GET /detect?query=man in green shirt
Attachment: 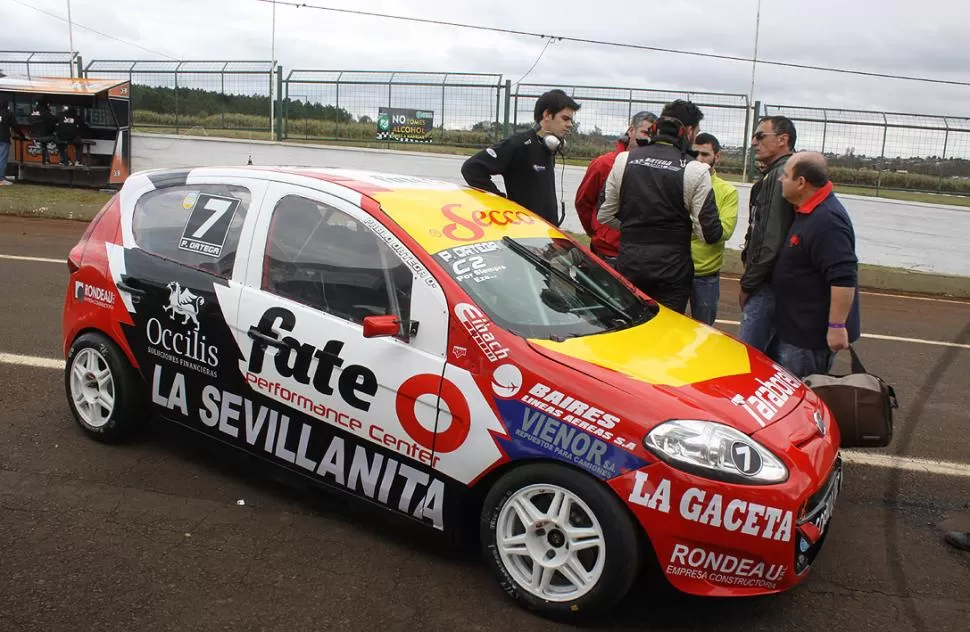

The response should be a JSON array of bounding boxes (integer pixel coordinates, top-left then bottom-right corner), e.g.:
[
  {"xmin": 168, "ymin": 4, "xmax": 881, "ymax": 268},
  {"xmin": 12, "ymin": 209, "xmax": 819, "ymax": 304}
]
[{"xmin": 688, "ymin": 133, "xmax": 739, "ymax": 325}]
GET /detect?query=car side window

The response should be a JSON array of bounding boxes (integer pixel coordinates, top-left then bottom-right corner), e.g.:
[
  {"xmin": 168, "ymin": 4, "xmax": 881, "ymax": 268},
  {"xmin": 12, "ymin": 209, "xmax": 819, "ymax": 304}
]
[
  {"xmin": 132, "ymin": 184, "xmax": 250, "ymax": 278},
  {"xmin": 263, "ymin": 194, "xmax": 414, "ymax": 327}
]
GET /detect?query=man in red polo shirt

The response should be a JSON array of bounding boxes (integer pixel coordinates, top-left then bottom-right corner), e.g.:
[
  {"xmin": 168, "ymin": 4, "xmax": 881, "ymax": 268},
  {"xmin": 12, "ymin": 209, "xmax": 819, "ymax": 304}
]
[
  {"xmin": 574, "ymin": 110, "xmax": 656, "ymax": 267},
  {"xmin": 772, "ymin": 151, "xmax": 861, "ymax": 377}
]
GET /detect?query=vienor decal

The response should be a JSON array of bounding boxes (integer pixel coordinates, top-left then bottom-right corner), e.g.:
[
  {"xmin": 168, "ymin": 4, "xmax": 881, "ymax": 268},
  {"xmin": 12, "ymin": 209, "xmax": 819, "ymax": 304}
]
[
  {"xmin": 628, "ymin": 472, "xmax": 794, "ymax": 542},
  {"xmin": 247, "ymin": 307, "xmax": 378, "ymax": 412},
  {"xmin": 495, "ymin": 399, "xmax": 648, "ymax": 480},
  {"xmin": 151, "ymin": 364, "xmax": 446, "ymax": 530},
  {"xmin": 730, "ymin": 365, "xmax": 803, "ymax": 427}
]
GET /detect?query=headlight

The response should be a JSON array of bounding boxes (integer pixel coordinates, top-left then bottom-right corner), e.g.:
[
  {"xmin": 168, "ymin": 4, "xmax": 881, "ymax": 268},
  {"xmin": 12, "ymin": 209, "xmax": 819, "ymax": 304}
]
[{"xmin": 644, "ymin": 419, "xmax": 788, "ymax": 485}]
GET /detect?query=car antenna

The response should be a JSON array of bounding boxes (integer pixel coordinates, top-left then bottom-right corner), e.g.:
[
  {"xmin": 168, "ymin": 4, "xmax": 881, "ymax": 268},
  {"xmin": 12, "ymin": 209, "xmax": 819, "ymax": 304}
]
[{"xmin": 247, "ymin": 130, "xmax": 253, "ymax": 166}]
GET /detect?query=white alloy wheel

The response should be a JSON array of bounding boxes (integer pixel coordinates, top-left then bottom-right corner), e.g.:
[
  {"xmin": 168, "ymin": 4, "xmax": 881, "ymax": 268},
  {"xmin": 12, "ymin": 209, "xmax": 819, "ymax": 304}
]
[
  {"xmin": 496, "ymin": 484, "xmax": 607, "ymax": 602},
  {"xmin": 69, "ymin": 347, "xmax": 116, "ymax": 428}
]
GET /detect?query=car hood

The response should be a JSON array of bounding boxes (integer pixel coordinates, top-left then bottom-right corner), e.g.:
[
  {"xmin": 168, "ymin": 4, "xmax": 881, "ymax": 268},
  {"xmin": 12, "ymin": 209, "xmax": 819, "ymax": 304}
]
[{"xmin": 526, "ymin": 308, "xmax": 807, "ymax": 436}]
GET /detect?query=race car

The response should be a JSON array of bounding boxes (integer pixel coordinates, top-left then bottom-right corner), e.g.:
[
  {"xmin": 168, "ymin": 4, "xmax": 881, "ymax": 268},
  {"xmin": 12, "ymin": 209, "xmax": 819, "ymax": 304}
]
[{"xmin": 62, "ymin": 166, "xmax": 842, "ymax": 619}]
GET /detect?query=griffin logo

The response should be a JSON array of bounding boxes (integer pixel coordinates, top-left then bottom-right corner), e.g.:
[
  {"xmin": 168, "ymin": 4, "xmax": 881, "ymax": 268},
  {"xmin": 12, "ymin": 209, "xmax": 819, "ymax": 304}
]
[{"xmin": 163, "ymin": 282, "xmax": 204, "ymax": 331}]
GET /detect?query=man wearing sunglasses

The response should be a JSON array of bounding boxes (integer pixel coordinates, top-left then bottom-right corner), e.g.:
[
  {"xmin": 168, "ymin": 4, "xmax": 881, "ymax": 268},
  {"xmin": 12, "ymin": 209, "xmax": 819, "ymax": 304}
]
[{"xmin": 738, "ymin": 116, "xmax": 798, "ymax": 355}]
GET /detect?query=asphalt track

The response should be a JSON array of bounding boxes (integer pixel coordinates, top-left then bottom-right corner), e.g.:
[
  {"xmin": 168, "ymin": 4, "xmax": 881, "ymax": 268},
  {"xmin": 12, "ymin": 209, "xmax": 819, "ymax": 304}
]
[
  {"xmin": 130, "ymin": 134, "xmax": 970, "ymax": 277},
  {"xmin": 1, "ymin": 216, "xmax": 969, "ymax": 632}
]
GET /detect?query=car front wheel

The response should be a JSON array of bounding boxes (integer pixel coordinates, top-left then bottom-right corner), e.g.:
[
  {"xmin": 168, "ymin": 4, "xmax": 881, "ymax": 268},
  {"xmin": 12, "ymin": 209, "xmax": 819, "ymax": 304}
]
[{"xmin": 480, "ymin": 463, "xmax": 642, "ymax": 618}]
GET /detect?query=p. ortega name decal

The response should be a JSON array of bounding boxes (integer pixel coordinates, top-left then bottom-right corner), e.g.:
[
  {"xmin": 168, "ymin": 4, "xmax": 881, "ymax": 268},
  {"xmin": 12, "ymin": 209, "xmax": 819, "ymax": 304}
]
[{"xmin": 628, "ymin": 472, "xmax": 794, "ymax": 542}]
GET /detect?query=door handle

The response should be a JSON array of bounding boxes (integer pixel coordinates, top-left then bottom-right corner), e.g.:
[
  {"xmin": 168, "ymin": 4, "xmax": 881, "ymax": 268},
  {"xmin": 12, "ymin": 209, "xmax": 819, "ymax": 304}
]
[
  {"xmin": 117, "ymin": 276, "xmax": 146, "ymax": 301},
  {"xmin": 247, "ymin": 326, "xmax": 290, "ymax": 350}
]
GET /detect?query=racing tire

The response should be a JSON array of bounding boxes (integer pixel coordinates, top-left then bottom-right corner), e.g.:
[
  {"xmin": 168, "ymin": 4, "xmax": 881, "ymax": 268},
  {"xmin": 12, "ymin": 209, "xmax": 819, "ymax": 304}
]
[
  {"xmin": 480, "ymin": 463, "xmax": 641, "ymax": 619},
  {"xmin": 65, "ymin": 332, "xmax": 145, "ymax": 443}
]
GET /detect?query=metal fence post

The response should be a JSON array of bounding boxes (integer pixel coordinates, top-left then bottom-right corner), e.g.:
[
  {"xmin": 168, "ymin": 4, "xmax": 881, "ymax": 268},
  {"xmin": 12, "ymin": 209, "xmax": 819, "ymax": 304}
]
[
  {"xmin": 746, "ymin": 100, "xmax": 761, "ymax": 182},
  {"xmin": 876, "ymin": 113, "xmax": 888, "ymax": 195},
  {"xmin": 938, "ymin": 117, "xmax": 951, "ymax": 192},
  {"xmin": 503, "ymin": 79, "xmax": 511, "ymax": 138},
  {"xmin": 740, "ymin": 95, "xmax": 751, "ymax": 182},
  {"xmin": 174, "ymin": 62, "xmax": 182, "ymax": 134},
  {"xmin": 276, "ymin": 66, "xmax": 284, "ymax": 141},
  {"xmin": 75, "ymin": 55, "xmax": 83, "ymax": 78}
]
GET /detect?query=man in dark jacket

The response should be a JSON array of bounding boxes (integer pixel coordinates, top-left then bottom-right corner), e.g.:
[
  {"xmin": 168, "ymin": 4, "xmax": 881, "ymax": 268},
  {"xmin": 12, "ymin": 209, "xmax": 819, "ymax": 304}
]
[
  {"xmin": 597, "ymin": 99, "xmax": 723, "ymax": 313},
  {"xmin": 574, "ymin": 110, "xmax": 657, "ymax": 266},
  {"xmin": 0, "ymin": 100, "xmax": 14, "ymax": 185},
  {"xmin": 773, "ymin": 152, "xmax": 861, "ymax": 377},
  {"xmin": 461, "ymin": 89, "xmax": 580, "ymax": 226},
  {"xmin": 29, "ymin": 99, "xmax": 55, "ymax": 165},
  {"xmin": 739, "ymin": 115, "xmax": 797, "ymax": 354}
]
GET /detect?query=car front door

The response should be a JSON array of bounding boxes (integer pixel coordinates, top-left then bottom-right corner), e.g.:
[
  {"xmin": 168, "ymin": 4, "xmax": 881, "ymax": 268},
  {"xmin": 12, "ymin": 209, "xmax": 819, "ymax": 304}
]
[{"xmin": 227, "ymin": 181, "xmax": 465, "ymax": 528}]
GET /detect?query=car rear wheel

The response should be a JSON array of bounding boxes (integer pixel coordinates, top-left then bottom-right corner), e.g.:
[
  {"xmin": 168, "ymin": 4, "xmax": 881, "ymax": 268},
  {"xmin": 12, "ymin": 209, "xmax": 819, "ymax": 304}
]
[
  {"xmin": 480, "ymin": 463, "xmax": 641, "ymax": 619},
  {"xmin": 65, "ymin": 332, "xmax": 145, "ymax": 443}
]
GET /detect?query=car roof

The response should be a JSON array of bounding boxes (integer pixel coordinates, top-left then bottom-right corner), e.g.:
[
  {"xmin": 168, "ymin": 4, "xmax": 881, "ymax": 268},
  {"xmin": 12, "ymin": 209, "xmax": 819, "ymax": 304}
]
[{"xmin": 127, "ymin": 166, "xmax": 564, "ymax": 254}]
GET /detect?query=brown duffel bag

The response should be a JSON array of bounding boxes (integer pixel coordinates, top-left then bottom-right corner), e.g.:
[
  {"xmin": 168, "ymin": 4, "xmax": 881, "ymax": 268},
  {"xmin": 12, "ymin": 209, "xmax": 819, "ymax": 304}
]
[{"xmin": 802, "ymin": 346, "xmax": 899, "ymax": 448}]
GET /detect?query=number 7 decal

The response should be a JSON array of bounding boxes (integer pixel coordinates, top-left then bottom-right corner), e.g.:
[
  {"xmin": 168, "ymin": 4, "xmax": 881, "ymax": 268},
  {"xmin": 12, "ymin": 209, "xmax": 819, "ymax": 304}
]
[
  {"xmin": 192, "ymin": 198, "xmax": 234, "ymax": 239},
  {"xmin": 178, "ymin": 193, "xmax": 241, "ymax": 258}
]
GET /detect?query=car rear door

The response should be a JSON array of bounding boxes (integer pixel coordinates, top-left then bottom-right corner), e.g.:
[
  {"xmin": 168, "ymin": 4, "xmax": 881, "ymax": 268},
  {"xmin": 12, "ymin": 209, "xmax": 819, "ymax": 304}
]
[{"xmin": 119, "ymin": 175, "xmax": 268, "ymax": 426}]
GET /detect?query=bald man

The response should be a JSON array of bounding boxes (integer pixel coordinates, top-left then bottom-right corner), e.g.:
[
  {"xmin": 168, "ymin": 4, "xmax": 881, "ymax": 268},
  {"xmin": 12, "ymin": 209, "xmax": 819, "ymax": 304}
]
[{"xmin": 772, "ymin": 152, "xmax": 861, "ymax": 377}]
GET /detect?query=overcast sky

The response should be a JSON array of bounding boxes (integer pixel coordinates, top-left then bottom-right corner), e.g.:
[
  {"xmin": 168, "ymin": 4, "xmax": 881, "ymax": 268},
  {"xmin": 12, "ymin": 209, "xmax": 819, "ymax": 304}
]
[{"xmin": 5, "ymin": 0, "xmax": 970, "ymax": 155}]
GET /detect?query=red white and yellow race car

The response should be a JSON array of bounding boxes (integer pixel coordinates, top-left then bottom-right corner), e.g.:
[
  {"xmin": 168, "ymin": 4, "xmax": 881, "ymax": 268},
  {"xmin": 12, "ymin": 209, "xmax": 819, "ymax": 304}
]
[{"xmin": 62, "ymin": 167, "xmax": 842, "ymax": 619}]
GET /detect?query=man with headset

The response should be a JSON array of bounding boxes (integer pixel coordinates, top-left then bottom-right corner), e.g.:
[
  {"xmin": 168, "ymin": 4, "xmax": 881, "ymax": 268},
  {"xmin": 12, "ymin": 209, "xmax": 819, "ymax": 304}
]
[
  {"xmin": 597, "ymin": 99, "xmax": 723, "ymax": 313},
  {"xmin": 461, "ymin": 89, "xmax": 580, "ymax": 226}
]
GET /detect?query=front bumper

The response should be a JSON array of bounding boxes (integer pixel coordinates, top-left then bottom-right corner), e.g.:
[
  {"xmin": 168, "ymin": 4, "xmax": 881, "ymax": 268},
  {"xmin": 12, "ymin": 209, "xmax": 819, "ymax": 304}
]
[{"xmin": 611, "ymin": 408, "xmax": 842, "ymax": 597}]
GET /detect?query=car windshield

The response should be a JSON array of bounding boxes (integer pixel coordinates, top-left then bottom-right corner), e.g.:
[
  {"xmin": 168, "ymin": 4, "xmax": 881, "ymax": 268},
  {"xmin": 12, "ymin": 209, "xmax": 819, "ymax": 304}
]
[{"xmin": 434, "ymin": 237, "xmax": 657, "ymax": 340}]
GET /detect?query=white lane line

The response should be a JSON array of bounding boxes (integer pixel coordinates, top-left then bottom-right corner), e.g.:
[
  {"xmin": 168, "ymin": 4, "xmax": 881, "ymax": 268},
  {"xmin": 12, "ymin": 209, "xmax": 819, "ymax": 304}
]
[
  {"xmin": 714, "ymin": 320, "xmax": 970, "ymax": 350},
  {"xmin": 0, "ymin": 254, "xmax": 66, "ymax": 264},
  {"xmin": 842, "ymin": 451, "xmax": 970, "ymax": 478},
  {"xmin": 0, "ymin": 352, "xmax": 65, "ymax": 369},
  {"xmin": 3, "ymin": 350, "xmax": 970, "ymax": 478},
  {"xmin": 718, "ymin": 275, "xmax": 970, "ymax": 306}
]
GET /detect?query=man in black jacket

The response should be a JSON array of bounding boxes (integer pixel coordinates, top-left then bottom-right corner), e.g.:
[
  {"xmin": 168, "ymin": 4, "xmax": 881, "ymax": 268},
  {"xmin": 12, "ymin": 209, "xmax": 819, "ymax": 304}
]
[
  {"xmin": 596, "ymin": 99, "xmax": 723, "ymax": 313},
  {"xmin": 0, "ymin": 100, "xmax": 14, "ymax": 185},
  {"xmin": 739, "ymin": 115, "xmax": 797, "ymax": 354},
  {"xmin": 461, "ymin": 89, "xmax": 580, "ymax": 226}
]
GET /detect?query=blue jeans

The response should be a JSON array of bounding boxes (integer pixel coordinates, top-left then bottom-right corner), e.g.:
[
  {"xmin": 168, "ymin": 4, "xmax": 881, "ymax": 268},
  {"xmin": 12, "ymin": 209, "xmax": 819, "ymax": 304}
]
[
  {"xmin": 0, "ymin": 141, "xmax": 9, "ymax": 180},
  {"xmin": 739, "ymin": 286, "xmax": 777, "ymax": 355},
  {"xmin": 689, "ymin": 273, "xmax": 720, "ymax": 325},
  {"xmin": 776, "ymin": 342, "xmax": 835, "ymax": 378}
]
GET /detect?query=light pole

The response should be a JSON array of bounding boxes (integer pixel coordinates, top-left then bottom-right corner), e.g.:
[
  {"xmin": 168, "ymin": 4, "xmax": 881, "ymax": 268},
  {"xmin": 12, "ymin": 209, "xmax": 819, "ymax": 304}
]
[
  {"xmin": 743, "ymin": 0, "xmax": 761, "ymax": 182},
  {"xmin": 67, "ymin": 0, "xmax": 76, "ymax": 75},
  {"xmin": 270, "ymin": 0, "xmax": 277, "ymax": 141}
]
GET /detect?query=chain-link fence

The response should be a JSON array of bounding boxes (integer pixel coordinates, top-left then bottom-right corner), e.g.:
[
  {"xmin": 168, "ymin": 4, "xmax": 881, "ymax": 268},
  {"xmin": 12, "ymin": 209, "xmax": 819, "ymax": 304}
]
[
  {"xmin": 83, "ymin": 60, "xmax": 276, "ymax": 135},
  {"xmin": 281, "ymin": 70, "xmax": 506, "ymax": 147},
  {"xmin": 762, "ymin": 104, "xmax": 970, "ymax": 195},
  {"xmin": 0, "ymin": 51, "xmax": 79, "ymax": 79},
  {"xmin": 512, "ymin": 84, "xmax": 751, "ymax": 171}
]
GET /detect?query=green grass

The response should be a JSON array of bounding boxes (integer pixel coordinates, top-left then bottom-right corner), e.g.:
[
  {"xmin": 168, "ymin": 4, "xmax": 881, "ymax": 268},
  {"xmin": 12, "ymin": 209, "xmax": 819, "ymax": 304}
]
[{"xmin": 0, "ymin": 183, "xmax": 113, "ymax": 221}]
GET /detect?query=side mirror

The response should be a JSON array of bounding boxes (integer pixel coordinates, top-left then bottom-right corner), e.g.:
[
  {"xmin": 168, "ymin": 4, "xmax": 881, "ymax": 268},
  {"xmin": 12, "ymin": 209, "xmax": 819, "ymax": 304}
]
[{"xmin": 362, "ymin": 314, "xmax": 402, "ymax": 338}]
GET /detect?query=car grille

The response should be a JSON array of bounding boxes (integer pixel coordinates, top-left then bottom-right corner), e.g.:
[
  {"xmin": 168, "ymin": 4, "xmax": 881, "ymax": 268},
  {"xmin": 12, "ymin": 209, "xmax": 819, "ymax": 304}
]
[{"xmin": 794, "ymin": 455, "xmax": 843, "ymax": 573}]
